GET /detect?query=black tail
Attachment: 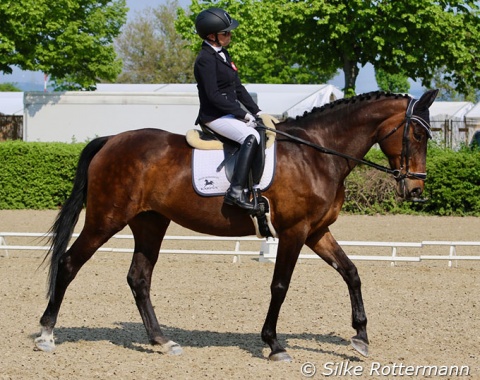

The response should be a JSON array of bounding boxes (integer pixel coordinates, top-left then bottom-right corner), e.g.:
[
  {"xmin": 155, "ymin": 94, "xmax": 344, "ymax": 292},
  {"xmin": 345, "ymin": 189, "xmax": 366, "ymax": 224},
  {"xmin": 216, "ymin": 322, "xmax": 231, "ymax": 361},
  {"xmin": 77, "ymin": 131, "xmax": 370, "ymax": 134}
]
[{"xmin": 42, "ymin": 136, "xmax": 110, "ymax": 300}]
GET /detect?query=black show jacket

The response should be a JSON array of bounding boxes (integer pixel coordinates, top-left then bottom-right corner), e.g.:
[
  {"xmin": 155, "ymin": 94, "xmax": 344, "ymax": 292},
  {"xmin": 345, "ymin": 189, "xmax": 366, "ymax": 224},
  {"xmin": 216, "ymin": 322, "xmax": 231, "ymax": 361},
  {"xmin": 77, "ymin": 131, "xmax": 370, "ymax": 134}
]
[{"xmin": 194, "ymin": 42, "xmax": 260, "ymax": 125}]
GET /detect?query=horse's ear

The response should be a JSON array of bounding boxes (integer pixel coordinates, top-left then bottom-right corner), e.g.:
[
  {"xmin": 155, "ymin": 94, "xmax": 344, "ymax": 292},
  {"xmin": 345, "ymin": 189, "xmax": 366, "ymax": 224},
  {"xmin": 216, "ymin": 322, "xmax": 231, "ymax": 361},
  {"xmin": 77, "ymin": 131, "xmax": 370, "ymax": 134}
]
[{"xmin": 416, "ymin": 89, "xmax": 439, "ymax": 110}]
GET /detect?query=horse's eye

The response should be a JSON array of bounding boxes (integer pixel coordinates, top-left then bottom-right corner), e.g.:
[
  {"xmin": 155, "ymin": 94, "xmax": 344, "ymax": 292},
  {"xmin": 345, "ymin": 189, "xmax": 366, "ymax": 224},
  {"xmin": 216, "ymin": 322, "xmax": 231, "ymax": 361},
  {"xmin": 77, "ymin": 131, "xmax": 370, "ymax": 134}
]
[{"xmin": 413, "ymin": 125, "xmax": 423, "ymax": 142}]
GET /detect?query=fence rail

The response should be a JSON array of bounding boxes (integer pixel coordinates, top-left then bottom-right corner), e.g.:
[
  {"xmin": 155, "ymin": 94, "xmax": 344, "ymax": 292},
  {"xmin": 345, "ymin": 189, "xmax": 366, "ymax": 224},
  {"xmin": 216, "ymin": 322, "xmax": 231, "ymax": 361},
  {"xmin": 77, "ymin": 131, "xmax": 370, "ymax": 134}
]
[{"xmin": 1, "ymin": 232, "xmax": 479, "ymax": 267}]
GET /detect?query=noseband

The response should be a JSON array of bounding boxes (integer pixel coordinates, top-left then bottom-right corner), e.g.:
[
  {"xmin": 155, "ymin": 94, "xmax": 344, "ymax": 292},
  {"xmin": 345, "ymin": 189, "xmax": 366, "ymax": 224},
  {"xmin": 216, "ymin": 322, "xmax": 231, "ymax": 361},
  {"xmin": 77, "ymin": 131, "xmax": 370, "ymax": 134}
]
[{"xmin": 378, "ymin": 98, "xmax": 432, "ymax": 181}]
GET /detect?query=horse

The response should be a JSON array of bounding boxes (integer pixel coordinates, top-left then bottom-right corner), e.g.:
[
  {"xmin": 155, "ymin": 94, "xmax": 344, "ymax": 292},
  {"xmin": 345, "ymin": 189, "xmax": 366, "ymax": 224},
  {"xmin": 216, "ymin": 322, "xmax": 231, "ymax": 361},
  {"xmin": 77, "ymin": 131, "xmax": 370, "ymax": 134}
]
[{"xmin": 35, "ymin": 90, "xmax": 438, "ymax": 361}]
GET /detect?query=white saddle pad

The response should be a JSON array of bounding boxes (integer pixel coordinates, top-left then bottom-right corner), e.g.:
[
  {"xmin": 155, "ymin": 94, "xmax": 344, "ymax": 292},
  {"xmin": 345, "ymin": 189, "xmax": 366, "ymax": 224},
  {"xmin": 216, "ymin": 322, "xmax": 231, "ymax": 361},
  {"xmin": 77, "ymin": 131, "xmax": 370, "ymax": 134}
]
[{"xmin": 192, "ymin": 144, "xmax": 276, "ymax": 196}]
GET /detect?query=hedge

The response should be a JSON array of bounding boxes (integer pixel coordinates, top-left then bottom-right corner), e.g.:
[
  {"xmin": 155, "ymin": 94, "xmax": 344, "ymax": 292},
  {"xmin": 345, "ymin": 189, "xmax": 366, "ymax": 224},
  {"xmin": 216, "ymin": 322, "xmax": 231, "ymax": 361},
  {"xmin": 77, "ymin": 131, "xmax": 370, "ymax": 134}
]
[
  {"xmin": 343, "ymin": 143, "xmax": 480, "ymax": 216},
  {"xmin": 0, "ymin": 141, "xmax": 85, "ymax": 209},
  {"xmin": 1, "ymin": 141, "xmax": 479, "ymax": 215}
]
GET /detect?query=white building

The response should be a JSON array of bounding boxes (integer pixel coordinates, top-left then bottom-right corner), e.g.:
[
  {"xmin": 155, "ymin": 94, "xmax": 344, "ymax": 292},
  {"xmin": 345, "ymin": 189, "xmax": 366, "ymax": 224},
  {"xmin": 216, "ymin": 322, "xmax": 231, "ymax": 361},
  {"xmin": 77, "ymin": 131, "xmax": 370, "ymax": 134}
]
[
  {"xmin": 428, "ymin": 101, "xmax": 474, "ymax": 149},
  {"xmin": 22, "ymin": 84, "xmax": 343, "ymax": 142}
]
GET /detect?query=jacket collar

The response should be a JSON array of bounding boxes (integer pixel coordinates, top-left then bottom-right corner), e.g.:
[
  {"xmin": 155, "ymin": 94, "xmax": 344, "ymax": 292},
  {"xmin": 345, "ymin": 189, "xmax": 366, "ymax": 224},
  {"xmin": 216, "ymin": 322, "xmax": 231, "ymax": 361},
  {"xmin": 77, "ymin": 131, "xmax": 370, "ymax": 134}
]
[{"xmin": 201, "ymin": 42, "xmax": 231, "ymax": 66}]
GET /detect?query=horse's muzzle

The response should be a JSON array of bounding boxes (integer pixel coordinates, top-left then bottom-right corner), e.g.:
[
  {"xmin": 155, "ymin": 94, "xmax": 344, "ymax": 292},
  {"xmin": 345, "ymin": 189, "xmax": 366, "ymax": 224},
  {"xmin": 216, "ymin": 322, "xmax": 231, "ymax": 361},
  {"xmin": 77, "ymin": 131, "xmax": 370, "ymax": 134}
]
[{"xmin": 396, "ymin": 178, "xmax": 426, "ymax": 202}]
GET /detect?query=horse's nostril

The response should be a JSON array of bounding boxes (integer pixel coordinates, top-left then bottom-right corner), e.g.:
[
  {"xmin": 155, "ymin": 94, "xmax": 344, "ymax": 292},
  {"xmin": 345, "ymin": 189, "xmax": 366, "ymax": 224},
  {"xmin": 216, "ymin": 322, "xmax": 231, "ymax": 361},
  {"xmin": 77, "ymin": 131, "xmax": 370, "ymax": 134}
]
[{"xmin": 411, "ymin": 187, "xmax": 422, "ymax": 197}]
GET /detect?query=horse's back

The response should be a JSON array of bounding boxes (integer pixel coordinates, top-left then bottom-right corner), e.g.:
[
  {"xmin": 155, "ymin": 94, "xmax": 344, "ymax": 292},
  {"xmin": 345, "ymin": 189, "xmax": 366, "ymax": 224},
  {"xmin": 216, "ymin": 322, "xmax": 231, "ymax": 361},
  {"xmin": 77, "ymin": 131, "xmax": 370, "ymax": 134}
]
[
  {"xmin": 93, "ymin": 128, "xmax": 189, "ymax": 163},
  {"xmin": 109, "ymin": 127, "xmax": 187, "ymax": 148}
]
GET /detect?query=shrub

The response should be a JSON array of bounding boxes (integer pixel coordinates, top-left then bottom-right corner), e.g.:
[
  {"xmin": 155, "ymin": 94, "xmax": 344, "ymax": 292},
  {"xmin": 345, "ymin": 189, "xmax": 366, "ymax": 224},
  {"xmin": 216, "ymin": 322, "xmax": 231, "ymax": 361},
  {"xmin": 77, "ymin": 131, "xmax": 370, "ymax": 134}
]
[
  {"xmin": 0, "ymin": 141, "xmax": 479, "ymax": 215},
  {"xmin": 343, "ymin": 144, "xmax": 480, "ymax": 216},
  {"xmin": 0, "ymin": 141, "xmax": 85, "ymax": 209},
  {"xmin": 418, "ymin": 146, "xmax": 480, "ymax": 215}
]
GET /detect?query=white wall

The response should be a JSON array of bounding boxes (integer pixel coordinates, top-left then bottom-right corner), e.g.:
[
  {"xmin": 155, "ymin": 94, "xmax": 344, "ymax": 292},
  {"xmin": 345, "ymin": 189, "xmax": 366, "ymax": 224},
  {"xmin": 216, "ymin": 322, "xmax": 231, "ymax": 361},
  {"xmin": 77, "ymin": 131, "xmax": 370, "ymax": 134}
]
[
  {"xmin": 23, "ymin": 84, "xmax": 344, "ymax": 143},
  {"xmin": 23, "ymin": 92, "xmax": 199, "ymax": 142}
]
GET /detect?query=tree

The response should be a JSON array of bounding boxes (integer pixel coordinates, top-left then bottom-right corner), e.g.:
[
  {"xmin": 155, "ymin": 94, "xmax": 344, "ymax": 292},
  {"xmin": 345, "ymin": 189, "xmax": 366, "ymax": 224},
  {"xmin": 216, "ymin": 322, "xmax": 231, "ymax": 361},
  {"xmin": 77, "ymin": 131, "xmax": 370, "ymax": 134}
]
[
  {"xmin": 279, "ymin": 0, "xmax": 480, "ymax": 97},
  {"xmin": 0, "ymin": 83, "xmax": 21, "ymax": 92},
  {"xmin": 115, "ymin": 0, "xmax": 195, "ymax": 83},
  {"xmin": 373, "ymin": 1, "xmax": 480, "ymax": 97},
  {"xmin": 175, "ymin": 0, "xmax": 337, "ymax": 84},
  {"xmin": 430, "ymin": 67, "xmax": 478, "ymax": 102},
  {"xmin": 375, "ymin": 69, "xmax": 410, "ymax": 94},
  {"xmin": 178, "ymin": 1, "xmax": 480, "ymax": 97},
  {"xmin": 0, "ymin": 0, "xmax": 127, "ymax": 90}
]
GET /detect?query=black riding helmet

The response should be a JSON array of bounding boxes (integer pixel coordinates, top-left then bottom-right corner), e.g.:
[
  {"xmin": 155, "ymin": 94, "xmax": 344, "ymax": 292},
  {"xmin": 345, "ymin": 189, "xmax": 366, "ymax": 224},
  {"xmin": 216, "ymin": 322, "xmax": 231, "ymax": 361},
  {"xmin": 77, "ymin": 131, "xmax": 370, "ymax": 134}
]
[{"xmin": 195, "ymin": 7, "xmax": 239, "ymax": 40}]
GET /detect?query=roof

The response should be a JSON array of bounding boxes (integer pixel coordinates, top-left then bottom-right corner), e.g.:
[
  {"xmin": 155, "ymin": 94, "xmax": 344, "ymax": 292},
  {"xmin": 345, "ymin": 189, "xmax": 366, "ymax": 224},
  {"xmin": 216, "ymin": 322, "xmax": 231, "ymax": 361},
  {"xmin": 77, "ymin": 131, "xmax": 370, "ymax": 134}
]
[
  {"xmin": 429, "ymin": 101, "xmax": 474, "ymax": 121},
  {"xmin": 465, "ymin": 101, "xmax": 480, "ymax": 122},
  {"xmin": 243, "ymin": 83, "xmax": 343, "ymax": 118},
  {"xmin": 95, "ymin": 83, "xmax": 344, "ymax": 118}
]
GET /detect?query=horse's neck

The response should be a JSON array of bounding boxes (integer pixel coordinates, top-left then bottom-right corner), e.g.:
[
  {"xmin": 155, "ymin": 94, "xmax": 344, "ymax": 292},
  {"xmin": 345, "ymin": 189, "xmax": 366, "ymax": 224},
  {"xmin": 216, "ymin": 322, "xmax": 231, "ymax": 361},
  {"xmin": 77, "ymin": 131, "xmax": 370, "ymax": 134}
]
[{"xmin": 303, "ymin": 110, "xmax": 379, "ymax": 160}]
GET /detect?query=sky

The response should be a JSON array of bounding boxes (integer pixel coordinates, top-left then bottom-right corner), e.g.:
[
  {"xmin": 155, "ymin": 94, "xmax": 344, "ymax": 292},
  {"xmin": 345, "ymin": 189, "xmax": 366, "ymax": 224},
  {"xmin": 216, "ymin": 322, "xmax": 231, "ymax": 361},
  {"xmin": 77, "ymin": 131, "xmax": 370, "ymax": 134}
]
[{"xmin": 0, "ymin": 0, "xmax": 425, "ymax": 97}]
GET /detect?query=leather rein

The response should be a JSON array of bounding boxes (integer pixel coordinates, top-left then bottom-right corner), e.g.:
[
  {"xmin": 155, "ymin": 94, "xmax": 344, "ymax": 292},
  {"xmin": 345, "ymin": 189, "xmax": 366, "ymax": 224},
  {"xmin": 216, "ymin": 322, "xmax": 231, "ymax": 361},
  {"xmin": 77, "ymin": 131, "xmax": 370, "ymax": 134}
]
[{"xmin": 257, "ymin": 98, "xmax": 432, "ymax": 181}]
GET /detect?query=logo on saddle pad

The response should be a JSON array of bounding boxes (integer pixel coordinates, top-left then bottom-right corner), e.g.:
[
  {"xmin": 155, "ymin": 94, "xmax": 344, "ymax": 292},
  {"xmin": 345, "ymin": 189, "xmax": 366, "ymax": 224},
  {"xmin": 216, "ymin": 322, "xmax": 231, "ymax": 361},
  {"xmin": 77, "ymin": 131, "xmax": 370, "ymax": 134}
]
[
  {"xmin": 192, "ymin": 145, "xmax": 276, "ymax": 196},
  {"xmin": 198, "ymin": 176, "xmax": 220, "ymax": 192}
]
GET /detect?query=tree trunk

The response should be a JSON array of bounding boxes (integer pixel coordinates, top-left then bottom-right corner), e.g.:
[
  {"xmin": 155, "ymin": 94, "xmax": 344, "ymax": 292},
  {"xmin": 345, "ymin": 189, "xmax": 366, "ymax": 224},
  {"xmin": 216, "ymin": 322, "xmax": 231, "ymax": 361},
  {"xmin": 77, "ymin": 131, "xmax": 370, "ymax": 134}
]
[{"xmin": 343, "ymin": 58, "xmax": 359, "ymax": 97}]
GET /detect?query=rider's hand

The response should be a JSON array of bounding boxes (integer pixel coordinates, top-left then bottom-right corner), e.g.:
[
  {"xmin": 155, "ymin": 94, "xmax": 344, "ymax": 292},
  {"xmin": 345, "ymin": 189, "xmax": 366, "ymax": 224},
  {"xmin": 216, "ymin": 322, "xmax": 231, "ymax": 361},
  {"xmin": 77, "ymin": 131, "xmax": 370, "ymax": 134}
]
[{"xmin": 244, "ymin": 113, "xmax": 257, "ymax": 128}]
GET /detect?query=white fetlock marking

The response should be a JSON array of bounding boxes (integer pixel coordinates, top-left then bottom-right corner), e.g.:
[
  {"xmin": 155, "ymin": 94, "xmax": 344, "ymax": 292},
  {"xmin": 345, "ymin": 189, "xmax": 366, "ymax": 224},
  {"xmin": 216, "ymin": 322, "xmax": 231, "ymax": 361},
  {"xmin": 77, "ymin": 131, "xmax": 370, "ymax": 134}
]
[
  {"xmin": 34, "ymin": 328, "xmax": 56, "ymax": 352},
  {"xmin": 162, "ymin": 340, "xmax": 183, "ymax": 355}
]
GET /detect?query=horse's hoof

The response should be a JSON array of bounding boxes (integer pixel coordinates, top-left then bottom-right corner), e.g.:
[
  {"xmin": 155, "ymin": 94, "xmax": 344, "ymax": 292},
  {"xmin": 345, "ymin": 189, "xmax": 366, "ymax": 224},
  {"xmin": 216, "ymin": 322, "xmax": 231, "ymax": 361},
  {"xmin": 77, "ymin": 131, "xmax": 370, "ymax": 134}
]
[
  {"xmin": 351, "ymin": 337, "xmax": 369, "ymax": 357},
  {"xmin": 269, "ymin": 351, "xmax": 293, "ymax": 362},
  {"xmin": 163, "ymin": 340, "xmax": 183, "ymax": 355},
  {"xmin": 34, "ymin": 337, "xmax": 56, "ymax": 352}
]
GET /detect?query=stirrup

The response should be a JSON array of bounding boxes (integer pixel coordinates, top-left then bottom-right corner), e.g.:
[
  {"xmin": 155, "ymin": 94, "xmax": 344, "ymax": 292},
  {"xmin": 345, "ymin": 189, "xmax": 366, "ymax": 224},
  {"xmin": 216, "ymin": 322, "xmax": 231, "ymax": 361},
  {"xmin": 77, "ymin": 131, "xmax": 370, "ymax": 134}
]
[{"xmin": 224, "ymin": 189, "xmax": 259, "ymax": 212}]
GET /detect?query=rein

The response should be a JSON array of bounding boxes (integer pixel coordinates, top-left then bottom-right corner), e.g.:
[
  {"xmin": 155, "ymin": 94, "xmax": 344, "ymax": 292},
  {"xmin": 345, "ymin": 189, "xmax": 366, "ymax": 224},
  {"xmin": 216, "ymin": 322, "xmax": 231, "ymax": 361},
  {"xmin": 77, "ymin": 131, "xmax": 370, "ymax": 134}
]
[{"xmin": 257, "ymin": 98, "xmax": 431, "ymax": 181}]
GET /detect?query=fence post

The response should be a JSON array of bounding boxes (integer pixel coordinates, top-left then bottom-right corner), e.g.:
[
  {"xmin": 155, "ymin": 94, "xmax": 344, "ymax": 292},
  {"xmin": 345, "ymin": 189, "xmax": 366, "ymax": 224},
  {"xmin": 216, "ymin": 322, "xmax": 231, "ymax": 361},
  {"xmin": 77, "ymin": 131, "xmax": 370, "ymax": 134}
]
[
  {"xmin": 390, "ymin": 246, "xmax": 397, "ymax": 267},
  {"xmin": 259, "ymin": 238, "xmax": 278, "ymax": 262},
  {"xmin": 448, "ymin": 244, "xmax": 457, "ymax": 268},
  {"xmin": 0, "ymin": 235, "xmax": 8, "ymax": 257},
  {"xmin": 233, "ymin": 241, "xmax": 240, "ymax": 263}
]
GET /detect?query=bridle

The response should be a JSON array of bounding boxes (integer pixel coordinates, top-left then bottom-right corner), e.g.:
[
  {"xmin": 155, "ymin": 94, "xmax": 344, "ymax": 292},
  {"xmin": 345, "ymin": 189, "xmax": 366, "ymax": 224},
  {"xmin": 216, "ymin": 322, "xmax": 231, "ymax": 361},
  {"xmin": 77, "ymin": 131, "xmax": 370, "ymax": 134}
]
[
  {"xmin": 377, "ymin": 98, "xmax": 432, "ymax": 181},
  {"xmin": 257, "ymin": 97, "xmax": 432, "ymax": 182}
]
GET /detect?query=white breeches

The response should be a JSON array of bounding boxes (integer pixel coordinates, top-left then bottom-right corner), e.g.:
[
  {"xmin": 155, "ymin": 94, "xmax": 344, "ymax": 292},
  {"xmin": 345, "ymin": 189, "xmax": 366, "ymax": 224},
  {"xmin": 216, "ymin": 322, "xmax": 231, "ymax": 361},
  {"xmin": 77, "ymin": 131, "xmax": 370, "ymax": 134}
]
[{"xmin": 206, "ymin": 115, "xmax": 260, "ymax": 144}]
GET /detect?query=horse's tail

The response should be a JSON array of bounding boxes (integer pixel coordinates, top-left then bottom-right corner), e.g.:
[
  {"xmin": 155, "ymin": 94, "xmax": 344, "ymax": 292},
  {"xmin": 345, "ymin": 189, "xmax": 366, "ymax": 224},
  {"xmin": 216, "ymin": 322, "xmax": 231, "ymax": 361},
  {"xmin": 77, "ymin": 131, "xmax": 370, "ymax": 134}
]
[{"xmin": 43, "ymin": 136, "xmax": 110, "ymax": 300}]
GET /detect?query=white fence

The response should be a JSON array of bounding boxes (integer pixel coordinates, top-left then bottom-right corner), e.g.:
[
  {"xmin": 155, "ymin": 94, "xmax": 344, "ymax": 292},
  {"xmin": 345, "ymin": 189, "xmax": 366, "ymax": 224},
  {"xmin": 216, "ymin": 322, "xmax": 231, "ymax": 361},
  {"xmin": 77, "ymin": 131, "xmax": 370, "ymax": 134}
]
[{"xmin": 1, "ymin": 232, "xmax": 480, "ymax": 267}]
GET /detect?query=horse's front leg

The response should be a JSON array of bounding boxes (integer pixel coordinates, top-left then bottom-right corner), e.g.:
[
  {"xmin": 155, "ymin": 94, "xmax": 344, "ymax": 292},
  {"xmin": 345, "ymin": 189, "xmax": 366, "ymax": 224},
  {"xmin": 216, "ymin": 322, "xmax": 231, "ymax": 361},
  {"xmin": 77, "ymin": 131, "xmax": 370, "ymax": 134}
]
[
  {"xmin": 306, "ymin": 231, "xmax": 369, "ymax": 356},
  {"xmin": 261, "ymin": 234, "xmax": 303, "ymax": 362}
]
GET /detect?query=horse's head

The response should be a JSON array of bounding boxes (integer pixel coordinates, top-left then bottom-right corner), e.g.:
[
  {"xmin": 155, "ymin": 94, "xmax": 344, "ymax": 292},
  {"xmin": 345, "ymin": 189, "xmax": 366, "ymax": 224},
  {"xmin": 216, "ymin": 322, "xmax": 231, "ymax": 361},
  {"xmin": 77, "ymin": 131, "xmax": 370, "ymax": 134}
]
[{"xmin": 377, "ymin": 90, "xmax": 438, "ymax": 201}]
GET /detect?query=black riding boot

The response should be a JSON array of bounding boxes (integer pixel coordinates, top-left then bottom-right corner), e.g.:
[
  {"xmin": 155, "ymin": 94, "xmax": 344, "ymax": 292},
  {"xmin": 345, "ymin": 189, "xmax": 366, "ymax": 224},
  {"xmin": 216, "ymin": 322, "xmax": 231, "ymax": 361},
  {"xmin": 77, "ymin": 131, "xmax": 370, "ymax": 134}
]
[{"xmin": 224, "ymin": 135, "xmax": 259, "ymax": 211}]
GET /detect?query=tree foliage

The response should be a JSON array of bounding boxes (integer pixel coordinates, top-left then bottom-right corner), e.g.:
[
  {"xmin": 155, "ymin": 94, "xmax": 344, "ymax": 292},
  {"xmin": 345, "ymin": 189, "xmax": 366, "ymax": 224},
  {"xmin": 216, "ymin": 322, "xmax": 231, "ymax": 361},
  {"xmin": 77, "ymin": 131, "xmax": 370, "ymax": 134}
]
[
  {"xmin": 0, "ymin": 83, "xmax": 21, "ymax": 92},
  {"xmin": 430, "ymin": 67, "xmax": 479, "ymax": 102},
  {"xmin": 115, "ymin": 0, "xmax": 195, "ymax": 83},
  {"xmin": 0, "ymin": 0, "xmax": 127, "ymax": 90},
  {"xmin": 175, "ymin": 0, "xmax": 337, "ymax": 84},
  {"xmin": 375, "ymin": 68, "xmax": 410, "ymax": 94},
  {"xmin": 372, "ymin": 1, "xmax": 480, "ymax": 97},
  {"xmin": 176, "ymin": 0, "xmax": 480, "ymax": 97}
]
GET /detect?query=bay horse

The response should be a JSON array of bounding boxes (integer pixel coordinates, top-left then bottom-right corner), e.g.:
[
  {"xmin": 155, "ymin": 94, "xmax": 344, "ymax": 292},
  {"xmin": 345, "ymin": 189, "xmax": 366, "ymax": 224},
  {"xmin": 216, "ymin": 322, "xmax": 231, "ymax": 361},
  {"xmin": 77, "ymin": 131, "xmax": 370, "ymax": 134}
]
[{"xmin": 35, "ymin": 90, "xmax": 438, "ymax": 361}]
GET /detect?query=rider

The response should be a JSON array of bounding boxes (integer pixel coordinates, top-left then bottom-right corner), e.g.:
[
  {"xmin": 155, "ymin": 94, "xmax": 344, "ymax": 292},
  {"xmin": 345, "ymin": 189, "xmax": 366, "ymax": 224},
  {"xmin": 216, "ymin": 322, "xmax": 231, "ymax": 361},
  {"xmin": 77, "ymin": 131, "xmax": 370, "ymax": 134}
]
[{"xmin": 194, "ymin": 7, "xmax": 276, "ymax": 212}]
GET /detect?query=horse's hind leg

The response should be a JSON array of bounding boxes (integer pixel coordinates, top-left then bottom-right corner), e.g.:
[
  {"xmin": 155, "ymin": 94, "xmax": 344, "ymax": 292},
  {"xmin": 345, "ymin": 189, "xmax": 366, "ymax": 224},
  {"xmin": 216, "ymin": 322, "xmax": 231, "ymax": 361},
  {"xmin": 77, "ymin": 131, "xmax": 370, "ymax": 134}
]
[
  {"xmin": 35, "ymin": 226, "xmax": 118, "ymax": 352},
  {"xmin": 127, "ymin": 212, "xmax": 182, "ymax": 355},
  {"xmin": 307, "ymin": 231, "xmax": 369, "ymax": 357}
]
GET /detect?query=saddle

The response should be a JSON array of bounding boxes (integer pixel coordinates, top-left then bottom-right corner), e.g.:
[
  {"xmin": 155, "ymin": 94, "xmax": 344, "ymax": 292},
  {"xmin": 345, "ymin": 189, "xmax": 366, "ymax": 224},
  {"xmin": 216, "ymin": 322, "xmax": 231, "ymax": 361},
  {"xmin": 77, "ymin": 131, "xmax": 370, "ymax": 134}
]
[{"xmin": 186, "ymin": 120, "xmax": 278, "ymax": 238}]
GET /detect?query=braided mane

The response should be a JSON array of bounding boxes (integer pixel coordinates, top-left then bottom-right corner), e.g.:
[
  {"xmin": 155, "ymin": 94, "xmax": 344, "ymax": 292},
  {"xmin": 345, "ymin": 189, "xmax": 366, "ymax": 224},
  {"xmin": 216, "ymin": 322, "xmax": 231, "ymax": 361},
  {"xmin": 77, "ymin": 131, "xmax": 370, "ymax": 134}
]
[{"xmin": 293, "ymin": 91, "xmax": 410, "ymax": 120}]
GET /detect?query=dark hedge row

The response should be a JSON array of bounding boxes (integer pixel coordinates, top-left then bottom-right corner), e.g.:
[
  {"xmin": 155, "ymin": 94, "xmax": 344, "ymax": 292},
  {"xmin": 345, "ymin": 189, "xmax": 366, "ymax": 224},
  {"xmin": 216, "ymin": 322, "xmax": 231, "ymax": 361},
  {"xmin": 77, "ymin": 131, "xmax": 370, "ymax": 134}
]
[{"xmin": 1, "ymin": 141, "xmax": 479, "ymax": 215}]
